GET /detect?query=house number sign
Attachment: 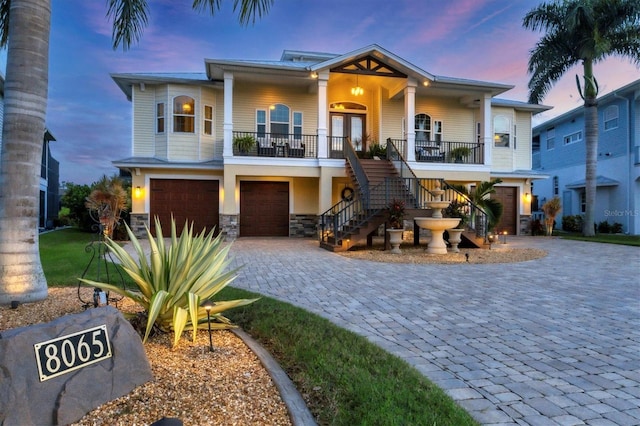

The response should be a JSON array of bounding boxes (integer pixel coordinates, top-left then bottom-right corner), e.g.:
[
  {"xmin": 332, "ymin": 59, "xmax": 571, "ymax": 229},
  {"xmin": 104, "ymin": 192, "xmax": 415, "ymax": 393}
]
[{"xmin": 34, "ymin": 325, "xmax": 112, "ymax": 382}]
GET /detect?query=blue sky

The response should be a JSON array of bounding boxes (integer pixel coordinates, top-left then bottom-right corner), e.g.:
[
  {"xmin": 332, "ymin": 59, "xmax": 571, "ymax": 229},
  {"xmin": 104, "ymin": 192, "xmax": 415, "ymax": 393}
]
[{"xmin": 33, "ymin": 0, "xmax": 639, "ymax": 184}]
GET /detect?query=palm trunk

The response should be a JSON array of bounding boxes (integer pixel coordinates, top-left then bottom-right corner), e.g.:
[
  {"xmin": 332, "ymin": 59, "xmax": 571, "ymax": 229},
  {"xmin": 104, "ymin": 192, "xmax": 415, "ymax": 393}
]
[
  {"xmin": 582, "ymin": 60, "xmax": 598, "ymax": 237},
  {"xmin": 0, "ymin": 0, "xmax": 51, "ymax": 303}
]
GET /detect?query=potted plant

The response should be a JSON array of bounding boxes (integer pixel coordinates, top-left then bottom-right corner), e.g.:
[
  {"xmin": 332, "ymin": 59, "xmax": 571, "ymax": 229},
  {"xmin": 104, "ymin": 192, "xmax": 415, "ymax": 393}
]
[
  {"xmin": 386, "ymin": 199, "xmax": 405, "ymax": 254},
  {"xmin": 443, "ymin": 199, "xmax": 468, "ymax": 253},
  {"xmin": 449, "ymin": 146, "xmax": 472, "ymax": 163},
  {"xmin": 233, "ymin": 135, "xmax": 256, "ymax": 155}
]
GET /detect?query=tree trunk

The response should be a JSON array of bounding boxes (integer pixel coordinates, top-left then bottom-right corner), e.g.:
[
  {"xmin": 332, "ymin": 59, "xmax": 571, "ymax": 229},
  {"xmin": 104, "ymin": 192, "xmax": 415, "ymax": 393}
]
[
  {"xmin": 583, "ymin": 102, "xmax": 598, "ymax": 236},
  {"xmin": 0, "ymin": 0, "xmax": 51, "ymax": 303}
]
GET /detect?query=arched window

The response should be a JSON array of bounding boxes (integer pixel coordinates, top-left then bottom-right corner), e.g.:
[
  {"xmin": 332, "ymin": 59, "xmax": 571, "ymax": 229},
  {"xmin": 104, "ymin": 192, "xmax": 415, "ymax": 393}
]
[
  {"xmin": 173, "ymin": 96, "xmax": 195, "ymax": 133},
  {"xmin": 270, "ymin": 103, "xmax": 290, "ymax": 137},
  {"xmin": 415, "ymin": 114, "xmax": 442, "ymax": 143}
]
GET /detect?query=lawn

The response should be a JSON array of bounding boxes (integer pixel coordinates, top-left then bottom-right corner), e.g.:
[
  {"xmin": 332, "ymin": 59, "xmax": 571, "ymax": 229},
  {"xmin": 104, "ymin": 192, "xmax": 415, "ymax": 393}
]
[
  {"xmin": 559, "ymin": 232, "xmax": 640, "ymax": 246},
  {"xmin": 40, "ymin": 228, "xmax": 478, "ymax": 425}
]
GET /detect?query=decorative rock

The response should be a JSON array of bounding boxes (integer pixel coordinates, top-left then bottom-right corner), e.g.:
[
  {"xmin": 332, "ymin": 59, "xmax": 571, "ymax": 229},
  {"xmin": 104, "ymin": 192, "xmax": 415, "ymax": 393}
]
[{"xmin": 0, "ymin": 305, "xmax": 153, "ymax": 425}]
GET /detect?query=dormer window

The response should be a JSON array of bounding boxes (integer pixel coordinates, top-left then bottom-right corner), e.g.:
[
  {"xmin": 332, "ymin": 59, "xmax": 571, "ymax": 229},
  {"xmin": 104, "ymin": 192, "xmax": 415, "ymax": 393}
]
[{"xmin": 173, "ymin": 96, "xmax": 195, "ymax": 133}]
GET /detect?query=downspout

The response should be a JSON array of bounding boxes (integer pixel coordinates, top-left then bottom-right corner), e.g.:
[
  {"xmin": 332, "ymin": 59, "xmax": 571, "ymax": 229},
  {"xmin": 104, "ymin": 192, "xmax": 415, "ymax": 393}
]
[{"xmin": 612, "ymin": 91, "xmax": 631, "ymax": 233}]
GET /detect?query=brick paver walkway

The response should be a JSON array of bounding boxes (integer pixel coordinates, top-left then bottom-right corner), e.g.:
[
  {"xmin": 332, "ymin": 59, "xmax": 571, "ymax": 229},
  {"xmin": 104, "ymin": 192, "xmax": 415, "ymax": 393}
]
[{"xmin": 228, "ymin": 237, "xmax": 640, "ymax": 426}]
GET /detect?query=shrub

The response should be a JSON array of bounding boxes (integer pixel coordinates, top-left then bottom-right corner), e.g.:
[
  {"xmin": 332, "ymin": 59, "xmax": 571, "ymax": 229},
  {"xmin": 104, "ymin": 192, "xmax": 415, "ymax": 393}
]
[
  {"xmin": 530, "ymin": 219, "xmax": 544, "ymax": 236},
  {"xmin": 611, "ymin": 222, "xmax": 623, "ymax": 234},
  {"xmin": 597, "ymin": 220, "xmax": 611, "ymax": 234},
  {"xmin": 80, "ymin": 218, "xmax": 258, "ymax": 347},
  {"xmin": 562, "ymin": 214, "xmax": 584, "ymax": 232}
]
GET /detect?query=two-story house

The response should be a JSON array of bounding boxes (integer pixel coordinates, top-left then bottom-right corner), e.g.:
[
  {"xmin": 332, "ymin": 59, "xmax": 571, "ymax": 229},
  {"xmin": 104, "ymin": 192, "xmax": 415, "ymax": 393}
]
[
  {"xmin": 111, "ymin": 44, "xmax": 549, "ymax": 248},
  {"xmin": 532, "ymin": 79, "xmax": 639, "ymax": 235}
]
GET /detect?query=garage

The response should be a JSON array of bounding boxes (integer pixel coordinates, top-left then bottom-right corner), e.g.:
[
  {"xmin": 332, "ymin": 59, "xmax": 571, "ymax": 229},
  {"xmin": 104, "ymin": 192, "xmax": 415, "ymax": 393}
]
[
  {"xmin": 240, "ymin": 181, "xmax": 289, "ymax": 237},
  {"xmin": 150, "ymin": 179, "xmax": 219, "ymax": 235},
  {"xmin": 492, "ymin": 186, "xmax": 517, "ymax": 235}
]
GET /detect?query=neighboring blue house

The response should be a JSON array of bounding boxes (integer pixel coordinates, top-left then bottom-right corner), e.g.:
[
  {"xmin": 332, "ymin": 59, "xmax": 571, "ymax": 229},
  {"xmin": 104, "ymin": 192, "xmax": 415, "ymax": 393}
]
[{"xmin": 532, "ymin": 79, "xmax": 639, "ymax": 235}]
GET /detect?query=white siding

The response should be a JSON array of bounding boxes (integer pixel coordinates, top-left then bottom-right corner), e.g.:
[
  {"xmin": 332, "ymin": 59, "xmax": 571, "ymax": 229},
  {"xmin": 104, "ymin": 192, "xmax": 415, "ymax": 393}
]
[
  {"xmin": 515, "ymin": 111, "xmax": 532, "ymax": 170},
  {"xmin": 132, "ymin": 86, "xmax": 155, "ymax": 157}
]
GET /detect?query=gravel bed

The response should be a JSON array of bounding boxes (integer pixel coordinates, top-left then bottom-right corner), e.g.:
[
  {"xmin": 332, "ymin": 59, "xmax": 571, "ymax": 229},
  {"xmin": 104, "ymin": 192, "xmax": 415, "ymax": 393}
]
[{"xmin": 0, "ymin": 287, "xmax": 292, "ymax": 426}]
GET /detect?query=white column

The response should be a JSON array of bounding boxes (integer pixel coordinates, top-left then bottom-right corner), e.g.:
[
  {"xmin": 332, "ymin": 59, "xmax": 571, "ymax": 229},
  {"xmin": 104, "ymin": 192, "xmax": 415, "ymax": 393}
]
[
  {"xmin": 480, "ymin": 93, "xmax": 492, "ymax": 166},
  {"xmin": 317, "ymin": 72, "xmax": 329, "ymax": 159},
  {"xmin": 405, "ymin": 79, "xmax": 417, "ymax": 162},
  {"xmin": 223, "ymin": 72, "xmax": 234, "ymax": 157}
]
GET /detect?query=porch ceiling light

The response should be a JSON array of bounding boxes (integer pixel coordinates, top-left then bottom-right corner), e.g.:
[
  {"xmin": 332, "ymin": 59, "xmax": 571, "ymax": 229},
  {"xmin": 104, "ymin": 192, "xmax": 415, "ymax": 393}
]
[{"xmin": 351, "ymin": 75, "xmax": 363, "ymax": 96}]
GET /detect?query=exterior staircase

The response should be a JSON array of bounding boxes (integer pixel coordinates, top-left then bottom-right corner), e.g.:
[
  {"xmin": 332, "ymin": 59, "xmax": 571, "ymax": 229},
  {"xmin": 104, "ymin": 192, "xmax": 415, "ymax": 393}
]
[{"xmin": 319, "ymin": 140, "xmax": 489, "ymax": 252}]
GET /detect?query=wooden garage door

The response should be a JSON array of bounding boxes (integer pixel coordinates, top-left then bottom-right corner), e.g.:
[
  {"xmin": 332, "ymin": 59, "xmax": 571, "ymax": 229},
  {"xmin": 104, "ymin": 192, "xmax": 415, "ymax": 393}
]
[
  {"xmin": 240, "ymin": 181, "xmax": 289, "ymax": 237},
  {"xmin": 493, "ymin": 186, "xmax": 517, "ymax": 235},
  {"xmin": 150, "ymin": 179, "xmax": 219, "ymax": 236}
]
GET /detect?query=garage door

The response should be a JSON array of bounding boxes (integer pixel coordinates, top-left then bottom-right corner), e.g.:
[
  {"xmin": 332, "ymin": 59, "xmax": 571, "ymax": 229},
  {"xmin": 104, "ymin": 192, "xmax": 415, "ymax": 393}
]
[
  {"xmin": 240, "ymin": 181, "xmax": 289, "ymax": 237},
  {"xmin": 150, "ymin": 179, "xmax": 219, "ymax": 236},
  {"xmin": 492, "ymin": 186, "xmax": 517, "ymax": 235}
]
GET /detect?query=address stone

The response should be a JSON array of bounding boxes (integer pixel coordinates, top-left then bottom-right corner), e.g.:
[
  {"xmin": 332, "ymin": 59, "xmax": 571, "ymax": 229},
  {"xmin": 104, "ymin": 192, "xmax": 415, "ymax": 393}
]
[{"xmin": 0, "ymin": 305, "xmax": 153, "ymax": 425}]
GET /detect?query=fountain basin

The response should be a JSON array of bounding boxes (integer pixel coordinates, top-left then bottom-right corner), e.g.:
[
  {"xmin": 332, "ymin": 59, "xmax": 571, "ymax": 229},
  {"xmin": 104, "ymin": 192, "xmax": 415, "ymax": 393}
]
[{"xmin": 414, "ymin": 217, "xmax": 461, "ymax": 254}]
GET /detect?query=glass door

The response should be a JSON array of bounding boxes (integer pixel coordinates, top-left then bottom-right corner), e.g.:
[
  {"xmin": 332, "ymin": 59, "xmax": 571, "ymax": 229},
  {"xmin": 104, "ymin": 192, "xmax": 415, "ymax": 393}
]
[{"xmin": 330, "ymin": 113, "xmax": 366, "ymax": 154}]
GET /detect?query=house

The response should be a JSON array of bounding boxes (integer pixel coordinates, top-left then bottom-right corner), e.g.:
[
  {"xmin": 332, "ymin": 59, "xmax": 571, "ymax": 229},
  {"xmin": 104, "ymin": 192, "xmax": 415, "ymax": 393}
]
[
  {"xmin": 532, "ymin": 79, "xmax": 639, "ymax": 235},
  {"xmin": 111, "ymin": 44, "xmax": 549, "ymax": 248}
]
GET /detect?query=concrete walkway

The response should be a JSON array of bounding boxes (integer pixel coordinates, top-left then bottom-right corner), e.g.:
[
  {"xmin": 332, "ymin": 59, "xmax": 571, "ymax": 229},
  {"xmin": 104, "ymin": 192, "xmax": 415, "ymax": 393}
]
[{"xmin": 227, "ymin": 236, "xmax": 640, "ymax": 426}]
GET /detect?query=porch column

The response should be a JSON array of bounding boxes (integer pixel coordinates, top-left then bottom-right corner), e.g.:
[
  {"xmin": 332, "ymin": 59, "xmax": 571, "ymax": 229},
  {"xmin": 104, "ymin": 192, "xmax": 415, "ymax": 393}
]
[
  {"xmin": 480, "ymin": 92, "xmax": 492, "ymax": 166},
  {"xmin": 223, "ymin": 72, "xmax": 234, "ymax": 157},
  {"xmin": 404, "ymin": 79, "xmax": 417, "ymax": 162},
  {"xmin": 317, "ymin": 71, "xmax": 329, "ymax": 159}
]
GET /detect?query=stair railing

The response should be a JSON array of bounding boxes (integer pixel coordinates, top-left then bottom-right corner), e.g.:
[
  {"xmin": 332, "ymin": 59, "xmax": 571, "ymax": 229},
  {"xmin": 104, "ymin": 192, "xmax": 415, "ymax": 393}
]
[
  {"xmin": 343, "ymin": 138, "xmax": 369, "ymax": 197},
  {"xmin": 386, "ymin": 138, "xmax": 434, "ymax": 208}
]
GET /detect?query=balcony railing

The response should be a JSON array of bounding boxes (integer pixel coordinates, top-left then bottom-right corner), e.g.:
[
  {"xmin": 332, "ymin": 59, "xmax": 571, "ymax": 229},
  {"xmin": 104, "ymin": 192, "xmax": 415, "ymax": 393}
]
[
  {"xmin": 232, "ymin": 131, "xmax": 317, "ymax": 158},
  {"xmin": 389, "ymin": 139, "xmax": 484, "ymax": 164}
]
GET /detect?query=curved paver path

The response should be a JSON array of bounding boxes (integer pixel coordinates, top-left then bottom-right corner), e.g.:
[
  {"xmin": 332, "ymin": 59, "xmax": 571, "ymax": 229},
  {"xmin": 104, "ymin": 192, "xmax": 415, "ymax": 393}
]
[{"xmin": 229, "ymin": 236, "xmax": 640, "ymax": 426}]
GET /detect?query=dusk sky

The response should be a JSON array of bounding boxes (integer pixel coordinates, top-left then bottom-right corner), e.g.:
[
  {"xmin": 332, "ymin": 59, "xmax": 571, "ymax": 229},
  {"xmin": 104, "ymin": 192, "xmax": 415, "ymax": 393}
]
[{"xmin": 21, "ymin": 0, "xmax": 640, "ymax": 184}]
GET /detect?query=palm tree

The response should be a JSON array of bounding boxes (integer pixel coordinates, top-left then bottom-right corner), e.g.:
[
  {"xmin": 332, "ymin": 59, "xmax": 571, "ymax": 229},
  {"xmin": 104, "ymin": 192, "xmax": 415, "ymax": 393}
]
[
  {"xmin": 0, "ymin": 0, "xmax": 273, "ymax": 304},
  {"xmin": 523, "ymin": 0, "xmax": 640, "ymax": 237}
]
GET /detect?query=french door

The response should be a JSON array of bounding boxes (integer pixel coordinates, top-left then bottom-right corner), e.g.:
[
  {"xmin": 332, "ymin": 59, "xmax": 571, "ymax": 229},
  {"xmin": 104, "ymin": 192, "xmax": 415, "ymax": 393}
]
[{"xmin": 330, "ymin": 113, "xmax": 366, "ymax": 154}]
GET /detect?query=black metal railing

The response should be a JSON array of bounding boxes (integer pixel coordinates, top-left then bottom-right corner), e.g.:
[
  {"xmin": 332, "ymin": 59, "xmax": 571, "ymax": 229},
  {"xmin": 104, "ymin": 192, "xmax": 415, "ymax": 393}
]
[
  {"xmin": 232, "ymin": 131, "xmax": 317, "ymax": 158},
  {"xmin": 386, "ymin": 138, "xmax": 432, "ymax": 208},
  {"xmin": 328, "ymin": 136, "xmax": 347, "ymax": 158},
  {"xmin": 415, "ymin": 140, "xmax": 484, "ymax": 164}
]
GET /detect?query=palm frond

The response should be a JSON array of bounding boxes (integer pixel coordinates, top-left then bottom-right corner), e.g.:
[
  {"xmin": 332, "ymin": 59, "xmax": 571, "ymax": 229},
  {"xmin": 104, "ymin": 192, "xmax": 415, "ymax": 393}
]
[{"xmin": 107, "ymin": 0, "xmax": 149, "ymax": 51}]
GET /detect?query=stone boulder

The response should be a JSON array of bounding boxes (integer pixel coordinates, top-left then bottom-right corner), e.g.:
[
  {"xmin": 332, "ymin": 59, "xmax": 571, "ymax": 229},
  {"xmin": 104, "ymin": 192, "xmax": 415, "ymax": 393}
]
[{"xmin": 0, "ymin": 305, "xmax": 153, "ymax": 425}]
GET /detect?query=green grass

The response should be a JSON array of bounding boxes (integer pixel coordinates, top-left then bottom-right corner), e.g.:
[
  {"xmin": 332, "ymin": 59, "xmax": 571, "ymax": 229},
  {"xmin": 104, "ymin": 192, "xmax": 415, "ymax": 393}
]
[
  {"xmin": 40, "ymin": 228, "xmax": 477, "ymax": 425},
  {"xmin": 559, "ymin": 232, "xmax": 640, "ymax": 246}
]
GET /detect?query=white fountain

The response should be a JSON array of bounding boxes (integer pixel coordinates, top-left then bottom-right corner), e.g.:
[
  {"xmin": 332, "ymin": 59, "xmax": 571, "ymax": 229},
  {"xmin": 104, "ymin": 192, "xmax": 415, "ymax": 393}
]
[{"xmin": 414, "ymin": 182, "xmax": 460, "ymax": 254}]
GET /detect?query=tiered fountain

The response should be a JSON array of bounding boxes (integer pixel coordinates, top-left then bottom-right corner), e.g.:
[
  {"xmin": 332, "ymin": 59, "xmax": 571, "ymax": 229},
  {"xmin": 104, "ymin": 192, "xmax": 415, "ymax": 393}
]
[{"xmin": 414, "ymin": 182, "xmax": 460, "ymax": 254}]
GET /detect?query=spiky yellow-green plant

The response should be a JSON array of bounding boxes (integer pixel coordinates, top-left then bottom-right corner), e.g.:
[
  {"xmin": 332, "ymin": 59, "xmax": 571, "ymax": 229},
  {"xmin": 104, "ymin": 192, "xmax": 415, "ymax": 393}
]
[
  {"xmin": 542, "ymin": 196, "xmax": 562, "ymax": 236},
  {"xmin": 80, "ymin": 217, "xmax": 258, "ymax": 347}
]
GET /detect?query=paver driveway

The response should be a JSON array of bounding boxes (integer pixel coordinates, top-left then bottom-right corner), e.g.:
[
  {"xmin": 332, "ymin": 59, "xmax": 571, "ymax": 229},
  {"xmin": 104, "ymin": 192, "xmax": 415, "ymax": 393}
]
[{"xmin": 228, "ymin": 236, "xmax": 639, "ymax": 425}]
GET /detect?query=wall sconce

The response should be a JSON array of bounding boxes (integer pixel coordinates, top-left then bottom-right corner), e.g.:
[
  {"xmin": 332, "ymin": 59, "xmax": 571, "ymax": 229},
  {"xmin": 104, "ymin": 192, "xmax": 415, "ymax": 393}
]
[
  {"xmin": 134, "ymin": 186, "xmax": 142, "ymax": 199},
  {"xmin": 310, "ymin": 71, "xmax": 318, "ymax": 79},
  {"xmin": 200, "ymin": 299, "xmax": 215, "ymax": 352},
  {"xmin": 524, "ymin": 192, "xmax": 531, "ymax": 203}
]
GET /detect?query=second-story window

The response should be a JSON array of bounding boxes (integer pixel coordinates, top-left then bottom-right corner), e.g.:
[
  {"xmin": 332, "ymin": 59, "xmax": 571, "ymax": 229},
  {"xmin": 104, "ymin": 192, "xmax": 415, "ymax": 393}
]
[
  {"xmin": 203, "ymin": 105, "xmax": 213, "ymax": 135},
  {"xmin": 173, "ymin": 95, "xmax": 195, "ymax": 133},
  {"xmin": 493, "ymin": 115, "xmax": 510, "ymax": 147},
  {"xmin": 293, "ymin": 112, "xmax": 302, "ymax": 140},
  {"xmin": 546, "ymin": 127, "xmax": 555, "ymax": 150},
  {"xmin": 256, "ymin": 110, "xmax": 266, "ymax": 137},
  {"xmin": 156, "ymin": 103, "xmax": 165, "ymax": 133},
  {"xmin": 563, "ymin": 131, "xmax": 582, "ymax": 145},
  {"xmin": 415, "ymin": 114, "xmax": 442, "ymax": 143},
  {"xmin": 604, "ymin": 105, "xmax": 619, "ymax": 131},
  {"xmin": 270, "ymin": 104, "xmax": 290, "ymax": 137}
]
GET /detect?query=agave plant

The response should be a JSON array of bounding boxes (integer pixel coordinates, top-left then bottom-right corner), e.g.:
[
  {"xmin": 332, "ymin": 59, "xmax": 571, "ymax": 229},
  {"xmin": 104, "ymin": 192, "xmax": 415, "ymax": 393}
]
[{"xmin": 80, "ymin": 217, "xmax": 258, "ymax": 347}]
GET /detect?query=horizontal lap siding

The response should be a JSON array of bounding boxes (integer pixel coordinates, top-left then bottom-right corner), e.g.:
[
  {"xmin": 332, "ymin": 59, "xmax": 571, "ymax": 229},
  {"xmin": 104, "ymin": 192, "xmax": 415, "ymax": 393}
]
[
  {"xmin": 515, "ymin": 111, "xmax": 532, "ymax": 170},
  {"xmin": 133, "ymin": 87, "xmax": 155, "ymax": 157}
]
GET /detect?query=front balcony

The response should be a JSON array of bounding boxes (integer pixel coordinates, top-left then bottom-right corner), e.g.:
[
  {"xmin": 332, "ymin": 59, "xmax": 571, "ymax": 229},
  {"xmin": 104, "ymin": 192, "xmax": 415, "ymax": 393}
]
[
  {"xmin": 390, "ymin": 139, "xmax": 485, "ymax": 164},
  {"xmin": 233, "ymin": 131, "xmax": 317, "ymax": 158}
]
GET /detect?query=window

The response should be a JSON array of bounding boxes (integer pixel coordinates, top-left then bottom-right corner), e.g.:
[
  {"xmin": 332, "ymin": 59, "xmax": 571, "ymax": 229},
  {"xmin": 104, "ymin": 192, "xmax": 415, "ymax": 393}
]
[
  {"xmin": 580, "ymin": 190, "xmax": 586, "ymax": 213},
  {"xmin": 604, "ymin": 105, "xmax": 619, "ymax": 130},
  {"xmin": 563, "ymin": 130, "xmax": 582, "ymax": 145},
  {"xmin": 493, "ymin": 115, "xmax": 510, "ymax": 147},
  {"xmin": 476, "ymin": 122, "xmax": 481, "ymax": 143},
  {"xmin": 270, "ymin": 104, "xmax": 290, "ymax": 137},
  {"xmin": 513, "ymin": 124, "xmax": 517, "ymax": 149},
  {"xmin": 546, "ymin": 127, "xmax": 555, "ymax": 150},
  {"xmin": 156, "ymin": 103, "xmax": 165, "ymax": 133},
  {"xmin": 256, "ymin": 110, "xmax": 266, "ymax": 137},
  {"xmin": 173, "ymin": 96, "xmax": 195, "ymax": 133},
  {"xmin": 203, "ymin": 105, "xmax": 213, "ymax": 135},
  {"xmin": 293, "ymin": 111, "xmax": 302, "ymax": 140},
  {"xmin": 415, "ymin": 114, "xmax": 442, "ymax": 143},
  {"xmin": 553, "ymin": 176, "xmax": 559, "ymax": 196}
]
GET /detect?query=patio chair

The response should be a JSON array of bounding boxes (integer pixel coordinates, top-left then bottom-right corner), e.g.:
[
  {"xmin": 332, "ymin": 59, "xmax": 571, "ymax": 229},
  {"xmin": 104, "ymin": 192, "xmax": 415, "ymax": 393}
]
[
  {"xmin": 286, "ymin": 142, "xmax": 305, "ymax": 158},
  {"xmin": 256, "ymin": 140, "xmax": 276, "ymax": 156}
]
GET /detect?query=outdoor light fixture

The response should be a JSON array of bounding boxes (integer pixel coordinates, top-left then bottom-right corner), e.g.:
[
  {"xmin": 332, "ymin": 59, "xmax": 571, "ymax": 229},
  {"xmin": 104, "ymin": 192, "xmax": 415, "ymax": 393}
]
[
  {"xmin": 310, "ymin": 71, "xmax": 318, "ymax": 79},
  {"xmin": 351, "ymin": 75, "xmax": 363, "ymax": 96},
  {"xmin": 134, "ymin": 186, "xmax": 142, "ymax": 198},
  {"xmin": 465, "ymin": 253, "xmax": 469, "ymax": 262},
  {"xmin": 201, "ymin": 299, "xmax": 215, "ymax": 352},
  {"xmin": 10, "ymin": 300, "xmax": 19, "ymax": 309},
  {"xmin": 502, "ymin": 231, "xmax": 508, "ymax": 244},
  {"xmin": 524, "ymin": 192, "xmax": 531, "ymax": 203},
  {"xmin": 93, "ymin": 287, "xmax": 107, "ymax": 307}
]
